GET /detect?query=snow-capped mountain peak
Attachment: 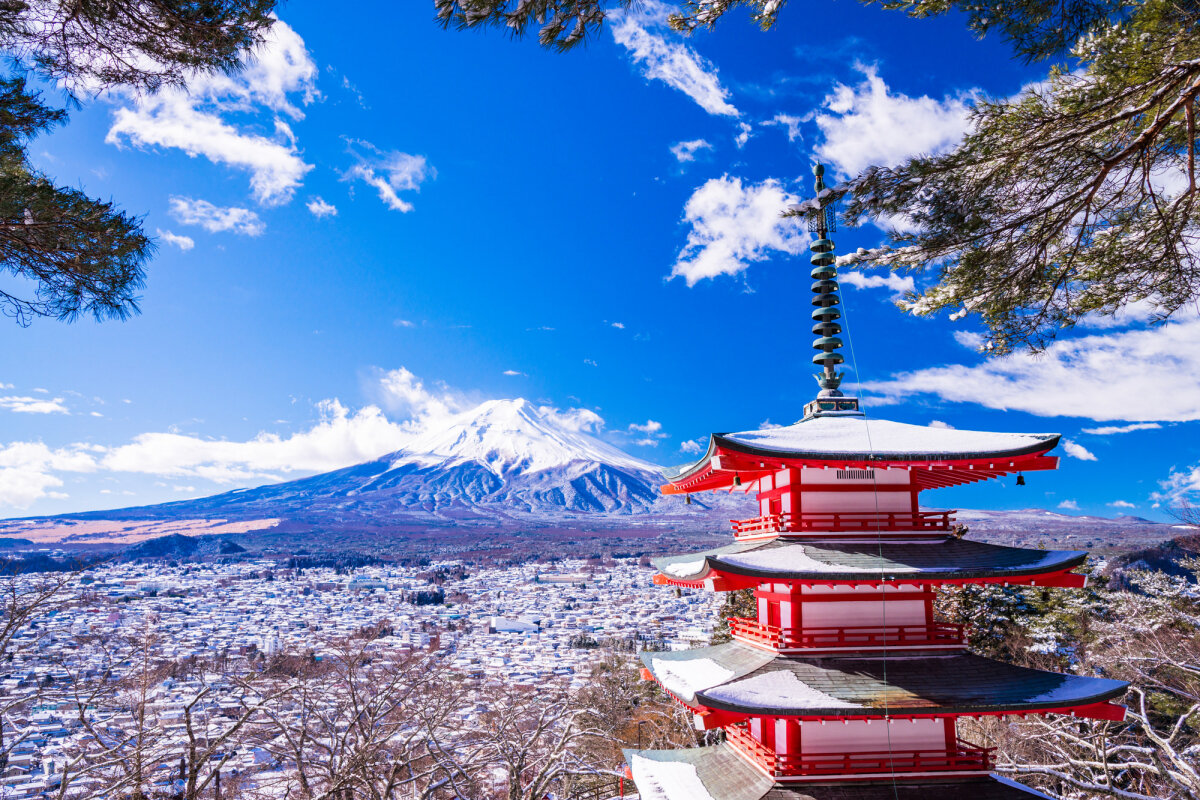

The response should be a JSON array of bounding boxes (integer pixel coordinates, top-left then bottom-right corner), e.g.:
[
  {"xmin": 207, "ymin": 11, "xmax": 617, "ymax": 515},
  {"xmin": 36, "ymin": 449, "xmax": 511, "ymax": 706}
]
[{"xmin": 385, "ymin": 398, "xmax": 658, "ymax": 477}]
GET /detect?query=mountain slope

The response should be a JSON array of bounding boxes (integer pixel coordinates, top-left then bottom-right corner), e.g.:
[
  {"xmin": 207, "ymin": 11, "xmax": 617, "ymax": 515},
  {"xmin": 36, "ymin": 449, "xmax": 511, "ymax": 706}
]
[{"xmin": 22, "ymin": 399, "xmax": 746, "ymax": 531}]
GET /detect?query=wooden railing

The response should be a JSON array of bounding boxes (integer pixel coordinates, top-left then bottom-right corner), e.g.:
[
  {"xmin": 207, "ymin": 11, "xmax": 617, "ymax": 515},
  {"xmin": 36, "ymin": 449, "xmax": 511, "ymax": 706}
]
[
  {"xmin": 730, "ymin": 510, "xmax": 954, "ymax": 539},
  {"xmin": 725, "ymin": 723, "xmax": 993, "ymax": 778},
  {"xmin": 728, "ymin": 617, "xmax": 966, "ymax": 650}
]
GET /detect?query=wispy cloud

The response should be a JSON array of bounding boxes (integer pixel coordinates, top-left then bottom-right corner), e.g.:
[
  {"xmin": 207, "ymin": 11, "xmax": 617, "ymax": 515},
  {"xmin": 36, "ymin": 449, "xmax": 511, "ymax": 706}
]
[
  {"xmin": 306, "ymin": 197, "xmax": 338, "ymax": 218},
  {"xmin": 858, "ymin": 315, "xmax": 1200, "ymax": 422},
  {"xmin": 343, "ymin": 139, "xmax": 432, "ymax": 213},
  {"xmin": 105, "ymin": 20, "xmax": 317, "ymax": 205},
  {"xmin": 1058, "ymin": 499, "xmax": 1081, "ymax": 511},
  {"xmin": 764, "ymin": 113, "xmax": 804, "ymax": 142},
  {"xmin": 0, "ymin": 395, "xmax": 69, "ymax": 414},
  {"xmin": 157, "ymin": 229, "xmax": 195, "ymax": 251},
  {"xmin": 609, "ymin": 0, "xmax": 738, "ymax": 117},
  {"xmin": 169, "ymin": 197, "xmax": 265, "ymax": 236},
  {"xmin": 1061, "ymin": 439, "xmax": 1097, "ymax": 461},
  {"xmin": 838, "ymin": 269, "xmax": 914, "ymax": 298},
  {"xmin": 1082, "ymin": 422, "xmax": 1162, "ymax": 435},
  {"xmin": 670, "ymin": 139, "xmax": 713, "ymax": 163}
]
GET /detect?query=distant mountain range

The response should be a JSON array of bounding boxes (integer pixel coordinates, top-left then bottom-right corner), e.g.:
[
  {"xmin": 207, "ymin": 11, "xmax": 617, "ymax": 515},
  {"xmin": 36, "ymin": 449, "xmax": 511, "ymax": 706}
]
[{"xmin": 0, "ymin": 398, "xmax": 1187, "ymax": 551}]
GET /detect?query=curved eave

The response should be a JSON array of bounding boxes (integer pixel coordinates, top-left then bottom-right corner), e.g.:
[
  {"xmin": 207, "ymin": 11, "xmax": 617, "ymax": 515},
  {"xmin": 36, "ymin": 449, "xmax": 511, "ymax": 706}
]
[
  {"xmin": 642, "ymin": 645, "xmax": 1127, "ymax": 721},
  {"xmin": 625, "ymin": 745, "xmax": 1057, "ymax": 800},
  {"xmin": 662, "ymin": 440, "xmax": 1059, "ymax": 496},
  {"xmin": 652, "ymin": 541, "xmax": 1088, "ymax": 588}
]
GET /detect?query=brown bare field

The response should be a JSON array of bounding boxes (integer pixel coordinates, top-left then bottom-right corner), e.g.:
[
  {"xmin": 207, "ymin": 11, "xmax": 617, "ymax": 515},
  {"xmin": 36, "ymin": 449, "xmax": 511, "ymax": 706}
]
[{"xmin": 0, "ymin": 518, "xmax": 281, "ymax": 545}]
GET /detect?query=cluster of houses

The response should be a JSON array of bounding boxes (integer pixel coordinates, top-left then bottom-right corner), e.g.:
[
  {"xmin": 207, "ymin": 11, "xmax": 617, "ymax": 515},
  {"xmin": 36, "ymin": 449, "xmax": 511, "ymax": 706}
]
[{"xmin": 0, "ymin": 556, "xmax": 718, "ymax": 797}]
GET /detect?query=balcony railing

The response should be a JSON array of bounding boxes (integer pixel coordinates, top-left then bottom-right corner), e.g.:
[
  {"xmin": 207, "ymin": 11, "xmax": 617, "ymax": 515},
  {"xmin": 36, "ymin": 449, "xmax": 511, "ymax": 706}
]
[
  {"xmin": 725, "ymin": 723, "xmax": 993, "ymax": 779},
  {"xmin": 730, "ymin": 510, "xmax": 954, "ymax": 539},
  {"xmin": 728, "ymin": 617, "xmax": 966, "ymax": 651}
]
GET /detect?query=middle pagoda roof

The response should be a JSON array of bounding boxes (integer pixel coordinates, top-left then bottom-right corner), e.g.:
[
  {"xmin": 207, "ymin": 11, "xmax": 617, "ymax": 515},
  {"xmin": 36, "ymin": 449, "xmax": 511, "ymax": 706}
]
[
  {"xmin": 663, "ymin": 415, "xmax": 1060, "ymax": 495},
  {"xmin": 652, "ymin": 539, "xmax": 1087, "ymax": 587},
  {"xmin": 642, "ymin": 642, "xmax": 1127, "ymax": 719}
]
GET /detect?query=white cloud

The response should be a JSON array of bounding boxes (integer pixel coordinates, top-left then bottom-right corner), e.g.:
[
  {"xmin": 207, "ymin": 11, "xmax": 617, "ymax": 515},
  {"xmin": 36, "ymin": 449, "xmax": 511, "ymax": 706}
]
[
  {"xmin": 858, "ymin": 314, "xmax": 1200, "ymax": 422},
  {"xmin": 1108, "ymin": 500, "xmax": 1136, "ymax": 509},
  {"xmin": 373, "ymin": 367, "xmax": 466, "ymax": 428},
  {"xmin": 306, "ymin": 197, "xmax": 338, "ymax": 218},
  {"xmin": 679, "ymin": 439, "xmax": 704, "ymax": 455},
  {"xmin": 611, "ymin": 322, "xmax": 626, "ymax": 329},
  {"xmin": 1058, "ymin": 499, "xmax": 1081, "ymax": 511},
  {"xmin": 157, "ymin": 229, "xmax": 195, "ymax": 251},
  {"xmin": 839, "ymin": 269, "xmax": 914, "ymax": 297},
  {"xmin": 670, "ymin": 139, "xmax": 713, "ymax": 163},
  {"xmin": 539, "ymin": 406, "xmax": 604, "ymax": 434},
  {"xmin": 502, "ymin": 370, "xmax": 526, "ymax": 377},
  {"xmin": 626, "ymin": 419, "xmax": 668, "ymax": 447},
  {"xmin": 609, "ymin": 1, "xmax": 738, "ymax": 117},
  {"xmin": 672, "ymin": 176, "xmax": 808, "ymax": 285},
  {"xmin": 1082, "ymin": 422, "xmax": 1163, "ymax": 435},
  {"xmin": 0, "ymin": 442, "xmax": 98, "ymax": 508},
  {"xmin": 0, "ymin": 395, "xmax": 69, "ymax": 414},
  {"xmin": 343, "ymin": 140, "xmax": 431, "ymax": 213},
  {"xmin": 393, "ymin": 319, "xmax": 416, "ymax": 328},
  {"xmin": 1, "ymin": 367, "xmax": 624, "ymax": 511},
  {"xmin": 928, "ymin": 420, "xmax": 954, "ymax": 429},
  {"xmin": 169, "ymin": 197, "xmax": 265, "ymax": 236},
  {"xmin": 99, "ymin": 400, "xmax": 416, "ymax": 485},
  {"xmin": 764, "ymin": 113, "xmax": 804, "ymax": 142},
  {"xmin": 734, "ymin": 121, "xmax": 752, "ymax": 148},
  {"xmin": 105, "ymin": 20, "xmax": 317, "ymax": 205},
  {"xmin": 1156, "ymin": 463, "xmax": 1200, "ymax": 506},
  {"xmin": 814, "ymin": 64, "xmax": 972, "ymax": 176},
  {"xmin": 1061, "ymin": 439, "xmax": 1097, "ymax": 461},
  {"xmin": 951, "ymin": 330, "xmax": 986, "ymax": 349}
]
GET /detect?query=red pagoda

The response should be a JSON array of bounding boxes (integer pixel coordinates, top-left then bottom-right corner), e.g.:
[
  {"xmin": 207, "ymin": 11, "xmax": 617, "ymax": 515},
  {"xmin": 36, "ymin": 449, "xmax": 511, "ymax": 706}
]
[{"xmin": 624, "ymin": 165, "xmax": 1128, "ymax": 800}]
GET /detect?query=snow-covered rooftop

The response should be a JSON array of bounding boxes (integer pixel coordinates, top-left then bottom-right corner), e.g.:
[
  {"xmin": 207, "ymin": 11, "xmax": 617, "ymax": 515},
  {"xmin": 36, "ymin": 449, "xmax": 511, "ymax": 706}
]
[
  {"xmin": 641, "ymin": 643, "xmax": 1127, "ymax": 716},
  {"xmin": 715, "ymin": 416, "xmax": 1059, "ymax": 461},
  {"xmin": 653, "ymin": 539, "xmax": 1088, "ymax": 583}
]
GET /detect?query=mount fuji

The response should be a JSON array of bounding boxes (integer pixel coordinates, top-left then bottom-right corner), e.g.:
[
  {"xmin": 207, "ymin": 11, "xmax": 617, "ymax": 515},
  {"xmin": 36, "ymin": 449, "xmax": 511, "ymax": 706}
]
[{"xmin": 10, "ymin": 399, "xmax": 746, "ymax": 538}]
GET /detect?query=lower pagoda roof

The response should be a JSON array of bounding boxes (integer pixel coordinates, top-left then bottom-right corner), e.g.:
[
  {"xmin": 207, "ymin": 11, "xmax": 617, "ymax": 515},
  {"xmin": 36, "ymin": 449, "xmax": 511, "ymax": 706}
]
[
  {"xmin": 625, "ymin": 745, "xmax": 1055, "ymax": 800},
  {"xmin": 642, "ymin": 642, "xmax": 1127, "ymax": 718},
  {"xmin": 653, "ymin": 539, "xmax": 1087, "ymax": 586}
]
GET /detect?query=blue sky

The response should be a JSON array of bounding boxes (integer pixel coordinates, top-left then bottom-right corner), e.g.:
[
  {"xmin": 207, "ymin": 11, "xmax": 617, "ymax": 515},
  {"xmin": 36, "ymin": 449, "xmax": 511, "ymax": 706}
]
[{"xmin": 2, "ymin": 1, "xmax": 1197, "ymax": 521}]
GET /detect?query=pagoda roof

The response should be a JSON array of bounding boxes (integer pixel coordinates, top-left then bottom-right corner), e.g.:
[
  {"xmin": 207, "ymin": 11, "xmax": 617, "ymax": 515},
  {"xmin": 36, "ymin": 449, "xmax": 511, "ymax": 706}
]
[
  {"xmin": 625, "ymin": 745, "xmax": 1055, "ymax": 800},
  {"xmin": 663, "ymin": 416, "xmax": 1059, "ymax": 495},
  {"xmin": 653, "ymin": 539, "xmax": 1086, "ymax": 586},
  {"xmin": 641, "ymin": 643, "xmax": 1126, "ymax": 718}
]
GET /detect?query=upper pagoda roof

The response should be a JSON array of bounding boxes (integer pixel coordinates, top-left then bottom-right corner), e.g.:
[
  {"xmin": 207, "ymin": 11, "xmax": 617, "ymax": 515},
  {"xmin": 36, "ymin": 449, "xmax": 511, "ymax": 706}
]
[
  {"xmin": 663, "ymin": 415, "xmax": 1059, "ymax": 495},
  {"xmin": 652, "ymin": 539, "xmax": 1087, "ymax": 586},
  {"xmin": 641, "ymin": 642, "xmax": 1126, "ymax": 718},
  {"xmin": 625, "ymin": 745, "xmax": 1055, "ymax": 800}
]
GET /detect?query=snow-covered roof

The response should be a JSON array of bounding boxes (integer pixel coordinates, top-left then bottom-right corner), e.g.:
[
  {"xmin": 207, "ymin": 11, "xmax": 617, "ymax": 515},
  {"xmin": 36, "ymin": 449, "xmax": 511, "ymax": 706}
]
[
  {"xmin": 711, "ymin": 416, "xmax": 1056, "ymax": 464},
  {"xmin": 641, "ymin": 643, "xmax": 1126, "ymax": 717},
  {"xmin": 625, "ymin": 744, "xmax": 1057, "ymax": 800},
  {"xmin": 653, "ymin": 539, "xmax": 1087, "ymax": 583}
]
